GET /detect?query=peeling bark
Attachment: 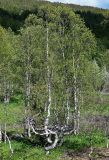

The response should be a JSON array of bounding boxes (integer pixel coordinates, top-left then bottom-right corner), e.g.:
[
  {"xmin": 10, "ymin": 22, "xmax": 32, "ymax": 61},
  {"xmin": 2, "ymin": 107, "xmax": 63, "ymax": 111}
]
[{"xmin": 45, "ymin": 131, "xmax": 59, "ymax": 151}]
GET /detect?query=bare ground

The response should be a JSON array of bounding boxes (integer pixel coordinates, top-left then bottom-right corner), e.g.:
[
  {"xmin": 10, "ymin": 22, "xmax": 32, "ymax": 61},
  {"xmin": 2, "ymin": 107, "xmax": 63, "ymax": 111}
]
[{"xmin": 60, "ymin": 148, "xmax": 109, "ymax": 160}]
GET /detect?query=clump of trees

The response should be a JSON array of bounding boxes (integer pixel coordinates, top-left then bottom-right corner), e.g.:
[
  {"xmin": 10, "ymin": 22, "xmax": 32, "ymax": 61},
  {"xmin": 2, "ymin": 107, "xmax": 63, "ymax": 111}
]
[{"xmin": 0, "ymin": 4, "xmax": 106, "ymax": 154}]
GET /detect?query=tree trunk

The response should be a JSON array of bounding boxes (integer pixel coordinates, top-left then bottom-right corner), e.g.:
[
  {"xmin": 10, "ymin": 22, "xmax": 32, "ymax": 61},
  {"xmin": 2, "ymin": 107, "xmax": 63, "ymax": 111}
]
[
  {"xmin": 61, "ymin": 24, "xmax": 70, "ymax": 126},
  {"xmin": 4, "ymin": 123, "xmax": 7, "ymax": 143},
  {"xmin": 24, "ymin": 40, "xmax": 31, "ymax": 136},
  {"xmin": 3, "ymin": 80, "xmax": 10, "ymax": 105},
  {"xmin": 73, "ymin": 55, "xmax": 79, "ymax": 135},
  {"xmin": 3, "ymin": 79, "xmax": 10, "ymax": 144},
  {"xmin": 25, "ymin": 70, "xmax": 31, "ymax": 110},
  {"xmin": 44, "ymin": 27, "xmax": 51, "ymax": 135},
  {"xmin": 66, "ymin": 88, "xmax": 70, "ymax": 126},
  {"xmin": 0, "ymin": 125, "xmax": 2, "ymax": 143}
]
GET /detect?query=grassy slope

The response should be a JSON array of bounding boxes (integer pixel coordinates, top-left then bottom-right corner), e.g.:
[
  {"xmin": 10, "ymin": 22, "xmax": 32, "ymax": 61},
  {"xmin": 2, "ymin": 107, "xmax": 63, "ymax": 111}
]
[
  {"xmin": 0, "ymin": 99, "xmax": 108, "ymax": 160},
  {"xmin": 0, "ymin": 133, "xmax": 106, "ymax": 160}
]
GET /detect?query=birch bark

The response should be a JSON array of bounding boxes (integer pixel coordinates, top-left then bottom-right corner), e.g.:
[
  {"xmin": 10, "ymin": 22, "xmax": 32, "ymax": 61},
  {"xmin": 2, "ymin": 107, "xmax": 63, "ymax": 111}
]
[{"xmin": 45, "ymin": 27, "xmax": 51, "ymax": 134}]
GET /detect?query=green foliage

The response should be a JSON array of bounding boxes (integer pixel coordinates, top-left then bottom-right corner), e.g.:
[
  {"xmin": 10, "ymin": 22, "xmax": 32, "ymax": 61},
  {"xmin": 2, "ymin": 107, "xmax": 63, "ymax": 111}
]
[
  {"xmin": 0, "ymin": 1, "xmax": 109, "ymax": 158},
  {"xmin": 0, "ymin": 0, "xmax": 108, "ymax": 49},
  {"xmin": 0, "ymin": 0, "xmax": 108, "ymax": 65}
]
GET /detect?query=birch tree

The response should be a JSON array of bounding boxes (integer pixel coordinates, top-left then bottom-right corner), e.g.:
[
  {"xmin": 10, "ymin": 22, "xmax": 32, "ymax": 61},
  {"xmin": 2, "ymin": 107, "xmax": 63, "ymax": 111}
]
[
  {"xmin": 16, "ymin": 10, "xmax": 98, "ymax": 150},
  {"xmin": 0, "ymin": 26, "xmax": 14, "ymax": 153}
]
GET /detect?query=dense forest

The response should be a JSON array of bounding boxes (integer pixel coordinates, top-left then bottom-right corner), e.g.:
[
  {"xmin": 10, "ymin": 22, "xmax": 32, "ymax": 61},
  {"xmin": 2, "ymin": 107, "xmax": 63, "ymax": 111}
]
[{"xmin": 0, "ymin": 0, "xmax": 109, "ymax": 159}]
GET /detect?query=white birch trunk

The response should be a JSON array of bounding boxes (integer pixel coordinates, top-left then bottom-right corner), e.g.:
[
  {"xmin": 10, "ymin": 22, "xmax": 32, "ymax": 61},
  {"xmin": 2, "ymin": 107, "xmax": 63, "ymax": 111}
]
[
  {"xmin": 4, "ymin": 123, "xmax": 7, "ymax": 143},
  {"xmin": 61, "ymin": 25, "xmax": 70, "ymax": 126},
  {"xmin": 73, "ymin": 55, "xmax": 79, "ymax": 135},
  {"xmin": 0, "ymin": 125, "xmax": 2, "ymax": 143},
  {"xmin": 106, "ymin": 138, "xmax": 109, "ymax": 149},
  {"xmin": 24, "ymin": 40, "xmax": 31, "ymax": 136},
  {"xmin": 3, "ymin": 79, "xmax": 9, "ymax": 144},
  {"xmin": 3, "ymin": 80, "xmax": 10, "ymax": 105},
  {"xmin": 66, "ymin": 89, "xmax": 70, "ymax": 125},
  {"xmin": 25, "ymin": 70, "xmax": 31, "ymax": 109},
  {"xmin": 45, "ymin": 132, "xmax": 59, "ymax": 151},
  {"xmin": 45, "ymin": 27, "xmax": 51, "ymax": 133},
  {"xmin": 54, "ymin": 97, "xmax": 59, "ymax": 123},
  {"xmin": 5, "ymin": 133, "xmax": 13, "ymax": 154},
  {"xmin": 27, "ymin": 118, "xmax": 31, "ymax": 138},
  {"xmin": 24, "ymin": 31, "xmax": 31, "ymax": 110}
]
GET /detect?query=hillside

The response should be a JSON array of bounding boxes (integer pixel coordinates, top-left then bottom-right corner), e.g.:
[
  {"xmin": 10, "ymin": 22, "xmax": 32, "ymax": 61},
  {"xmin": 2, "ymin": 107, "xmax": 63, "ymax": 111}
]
[
  {"xmin": 0, "ymin": 0, "xmax": 109, "ymax": 67},
  {"xmin": 0, "ymin": 0, "xmax": 109, "ymax": 47}
]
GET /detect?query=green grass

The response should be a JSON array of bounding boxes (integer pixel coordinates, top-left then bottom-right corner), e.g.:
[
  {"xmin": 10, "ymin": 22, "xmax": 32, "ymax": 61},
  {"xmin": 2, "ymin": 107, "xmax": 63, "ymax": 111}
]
[
  {"xmin": 63, "ymin": 131, "xmax": 106, "ymax": 151},
  {"xmin": 0, "ymin": 140, "xmax": 63, "ymax": 160},
  {"xmin": 0, "ymin": 100, "xmax": 24, "ymax": 133},
  {"xmin": 0, "ymin": 131, "xmax": 106, "ymax": 160},
  {"xmin": 0, "ymin": 96, "xmax": 108, "ymax": 159}
]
